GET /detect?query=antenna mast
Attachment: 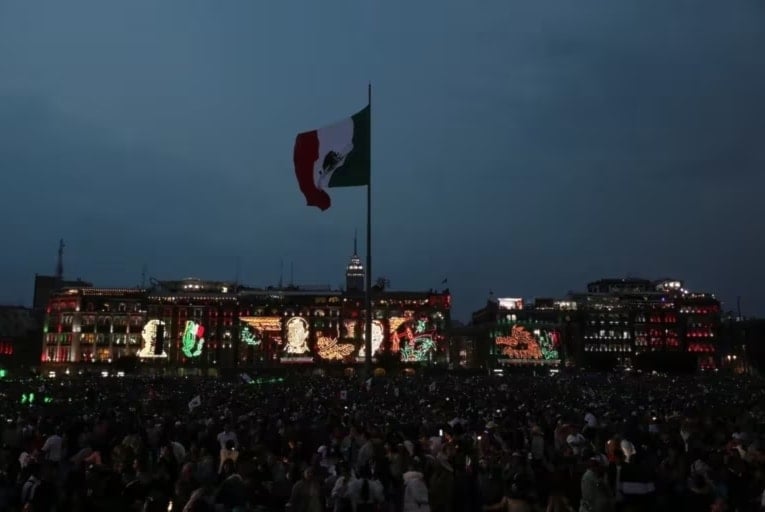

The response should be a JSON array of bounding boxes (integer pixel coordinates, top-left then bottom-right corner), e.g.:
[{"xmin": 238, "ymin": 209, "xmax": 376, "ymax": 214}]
[
  {"xmin": 278, "ymin": 259, "xmax": 284, "ymax": 289},
  {"xmin": 55, "ymin": 239, "xmax": 65, "ymax": 281},
  {"xmin": 141, "ymin": 264, "xmax": 147, "ymax": 288}
]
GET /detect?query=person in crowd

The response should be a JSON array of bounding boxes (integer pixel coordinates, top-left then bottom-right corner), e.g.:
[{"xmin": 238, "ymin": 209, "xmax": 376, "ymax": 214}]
[
  {"xmin": 216, "ymin": 459, "xmax": 247, "ymax": 510},
  {"xmin": 346, "ymin": 464, "xmax": 384, "ymax": 512},
  {"xmin": 402, "ymin": 459, "xmax": 429, "ymax": 512},
  {"xmin": 40, "ymin": 426, "xmax": 63, "ymax": 466},
  {"xmin": 219, "ymin": 439, "xmax": 239, "ymax": 474},
  {"xmin": 429, "ymin": 452, "xmax": 454, "ymax": 512},
  {"xmin": 288, "ymin": 465, "xmax": 323, "ymax": 512},
  {"xmin": 329, "ymin": 461, "xmax": 354, "ymax": 512},
  {"xmin": 579, "ymin": 457, "xmax": 613, "ymax": 512},
  {"xmin": 217, "ymin": 424, "xmax": 239, "ymax": 452}
]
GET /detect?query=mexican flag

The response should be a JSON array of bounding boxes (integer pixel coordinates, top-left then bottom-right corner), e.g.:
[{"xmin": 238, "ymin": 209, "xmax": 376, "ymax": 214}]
[{"xmin": 293, "ymin": 105, "xmax": 370, "ymax": 210}]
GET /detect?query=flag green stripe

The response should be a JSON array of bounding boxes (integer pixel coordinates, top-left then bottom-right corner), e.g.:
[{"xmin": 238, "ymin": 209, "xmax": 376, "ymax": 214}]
[{"xmin": 327, "ymin": 106, "xmax": 370, "ymax": 188}]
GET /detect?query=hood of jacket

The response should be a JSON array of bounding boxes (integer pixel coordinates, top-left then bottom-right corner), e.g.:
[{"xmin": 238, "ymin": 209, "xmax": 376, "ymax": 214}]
[{"xmin": 403, "ymin": 470, "xmax": 424, "ymax": 482}]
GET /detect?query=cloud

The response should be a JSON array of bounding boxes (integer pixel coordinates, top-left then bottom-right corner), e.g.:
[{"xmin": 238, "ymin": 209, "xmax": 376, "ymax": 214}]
[{"xmin": 1, "ymin": 0, "xmax": 765, "ymax": 319}]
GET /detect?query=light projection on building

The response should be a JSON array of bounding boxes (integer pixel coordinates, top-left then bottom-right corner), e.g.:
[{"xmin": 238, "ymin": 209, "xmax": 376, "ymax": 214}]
[
  {"xmin": 241, "ymin": 325, "xmax": 261, "ymax": 347},
  {"xmin": 314, "ymin": 322, "xmax": 355, "ymax": 361},
  {"xmin": 181, "ymin": 320, "xmax": 205, "ymax": 358},
  {"xmin": 495, "ymin": 325, "xmax": 560, "ymax": 360},
  {"xmin": 391, "ymin": 317, "xmax": 438, "ymax": 362},
  {"xmin": 284, "ymin": 317, "xmax": 310, "ymax": 355},
  {"xmin": 387, "ymin": 317, "xmax": 408, "ymax": 352},
  {"xmin": 497, "ymin": 297, "xmax": 524, "ymax": 310},
  {"xmin": 138, "ymin": 319, "xmax": 168, "ymax": 358},
  {"xmin": 343, "ymin": 319, "xmax": 357, "ymax": 340},
  {"xmin": 316, "ymin": 335, "xmax": 355, "ymax": 361},
  {"xmin": 357, "ymin": 320, "xmax": 385, "ymax": 359},
  {"xmin": 240, "ymin": 317, "xmax": 282, "ymax": 347},
  {"xmin": 538, "ymin": 330, "xmax": 561, "ymax": 359}
]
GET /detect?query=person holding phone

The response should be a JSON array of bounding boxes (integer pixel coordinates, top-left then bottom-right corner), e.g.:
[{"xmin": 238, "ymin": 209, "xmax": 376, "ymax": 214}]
[{"xmin": 219, "ymin": 440, "xmax": 239, "ymax": 474}]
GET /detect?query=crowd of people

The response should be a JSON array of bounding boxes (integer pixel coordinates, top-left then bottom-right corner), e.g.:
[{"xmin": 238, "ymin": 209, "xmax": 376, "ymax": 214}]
[{"xmin": 1, "ymin": 369, "xmax": 765, "ymax": 512}]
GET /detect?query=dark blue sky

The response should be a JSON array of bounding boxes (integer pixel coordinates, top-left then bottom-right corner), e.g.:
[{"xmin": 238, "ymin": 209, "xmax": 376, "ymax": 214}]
[{"xmin": 1, "ymin": 0, "xmax": 764, "ymax": 321}]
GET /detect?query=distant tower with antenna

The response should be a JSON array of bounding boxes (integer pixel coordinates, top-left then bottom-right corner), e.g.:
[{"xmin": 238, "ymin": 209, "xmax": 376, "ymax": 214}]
[
  {"xmin": 345, "ymin": 230, "xmax": 365, "ymax": 292},
  {"xmin": 55, "ymin": 239, "xmax": 65, "ymax": 282}
]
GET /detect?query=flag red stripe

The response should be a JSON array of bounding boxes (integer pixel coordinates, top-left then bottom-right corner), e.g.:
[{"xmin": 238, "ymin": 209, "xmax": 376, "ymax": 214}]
[{"xmin": 293, "ymin": 130, "xmax": 331, "ymax": 210}]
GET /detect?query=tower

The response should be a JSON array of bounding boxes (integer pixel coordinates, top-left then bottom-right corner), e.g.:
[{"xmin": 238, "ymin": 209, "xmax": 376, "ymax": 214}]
[{"xmin": 345, "ymin": 231, "xmax": 365, "ymax": 292}]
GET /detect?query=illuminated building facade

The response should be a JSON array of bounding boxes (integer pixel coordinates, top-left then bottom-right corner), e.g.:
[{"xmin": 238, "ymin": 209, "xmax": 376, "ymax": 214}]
[
  {"xmin": 236, "ymin": 289, "xmax": 450, "ymax": 366},
  {"xmin": 0, "ymin": 306, "xmax": 39, "ymax": 370},
  {"xmin": 43, "ymin": 288, "xmax": 147, "ymax": 364},
  {"xmin": 463, "ymin": 278, "xmax": 722, "ymax": 370},
  {"xmin": 41, "ymin": 279, "xmax": 451, "ymax": 368},
  {"xmin": 719, "ymin": 318, "xmax": 765, "ymax": 374},
  {"xmin": 467, "ymin": 296, "xmax": 571, "ymax": 367},
  {"xmin": 33, "ymin": 275, "xmax": 92, "ymax": 311},
  {"xmin": 573, "ymin": 278, "xmax": 721, "ymax": 368},
  {"xmin": 679, "ymin": 294, "xmax": 720, "ymax": 369}
]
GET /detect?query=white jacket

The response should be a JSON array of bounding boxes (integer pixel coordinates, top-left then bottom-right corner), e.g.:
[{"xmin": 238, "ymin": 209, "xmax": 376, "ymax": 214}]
[{"xmin": 403, "ymin": 471, "xmax": 430, "ymax": 512}]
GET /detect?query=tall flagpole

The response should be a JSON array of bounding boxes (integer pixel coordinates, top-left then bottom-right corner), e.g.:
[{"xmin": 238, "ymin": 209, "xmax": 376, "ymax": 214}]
[{"xmin": 365, "ymin": 82, "xmax": 373, "ymax": 374}]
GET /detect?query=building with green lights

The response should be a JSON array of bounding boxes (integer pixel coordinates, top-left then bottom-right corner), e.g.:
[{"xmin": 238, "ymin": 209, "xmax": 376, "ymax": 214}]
[
  {"xmin": 41, "ymin": 279, "xmax": 451, "ymax": 370},
  {"xmin": 463, "ymin": 278, "xmax": 723, "ymax": 371}
]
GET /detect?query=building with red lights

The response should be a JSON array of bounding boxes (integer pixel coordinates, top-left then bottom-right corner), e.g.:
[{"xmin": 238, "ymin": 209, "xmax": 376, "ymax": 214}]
[
  {"xmin": 0, "ymin": 306, "xmax": 39, "ymax": 371},
  {"xmin": 572, "ymin": 278, "xmax": 720, "ymax": 369},
  {"xmin": 40, "ymin": 246, "xmax": 451, "ymax": 370},
  {"xmin": 464, "ymin": 278, "xmax": 722, "ymax": 370},
  {"xmin": 41, "ymin": 282, "xmax": 450, "ymax": 370}
]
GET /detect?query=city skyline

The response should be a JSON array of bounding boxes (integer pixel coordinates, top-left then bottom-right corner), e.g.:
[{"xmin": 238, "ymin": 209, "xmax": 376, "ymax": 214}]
[
  {"xmin": 1, "ymin": 0, "xmax": 764, "ymax": 321},
  {"xmin": 24, "ymin": 246, "xmax": 734, "ymax": 323}
]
